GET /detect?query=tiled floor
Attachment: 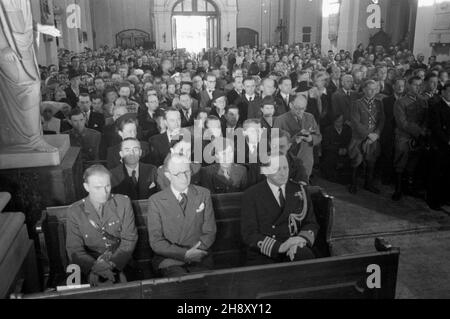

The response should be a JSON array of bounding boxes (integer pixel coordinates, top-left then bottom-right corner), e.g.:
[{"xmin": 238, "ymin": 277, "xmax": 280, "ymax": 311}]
[{"xmin": 314, "ymin": 177, "xmax": 450, "ymax": 299}]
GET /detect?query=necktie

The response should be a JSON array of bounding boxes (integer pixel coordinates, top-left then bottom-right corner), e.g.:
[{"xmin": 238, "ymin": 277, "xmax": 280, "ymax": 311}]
[
  {"xmin": 98, "ymin": 204, "xmax": 104, "ymax": 219},
  {"xmin": 131, "ymin": 170, "xmax": 138, "ymax": 185},
  {"xmin": 279, "ymin": 188, "xmax": 286, "ymax": 209},
  {"xmin": 179, "ymin": 193, "xmax": 188, "ymax": 213},
  {"xmin": 285, "ymin": 95, "xmax": 289, "ymax": 105}
]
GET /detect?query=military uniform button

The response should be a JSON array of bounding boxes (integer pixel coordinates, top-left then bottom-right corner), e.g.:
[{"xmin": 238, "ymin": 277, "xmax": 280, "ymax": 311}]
[
  {"xmin": 272, "ymin": 235, "xmax": 276, "ymax": 239},
  {"xmin": 272, "ymin": 225, "xmax": 275, "ymax": 229}
]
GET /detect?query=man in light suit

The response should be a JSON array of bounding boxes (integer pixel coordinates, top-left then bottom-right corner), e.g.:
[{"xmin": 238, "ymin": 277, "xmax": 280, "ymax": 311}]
[
  {"xmin": 274, "ymin": 94, "xmax": 322, "ymax": 180},
  {"xmin": 147, "ymin": 154, "xmax": 217, "ymax": 277}
]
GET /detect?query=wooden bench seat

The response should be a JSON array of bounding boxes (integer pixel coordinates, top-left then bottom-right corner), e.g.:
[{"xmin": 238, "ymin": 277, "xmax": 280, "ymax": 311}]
[{"xmin": 36, "ymin": 186, "xmax": 335, "ymax": 288}]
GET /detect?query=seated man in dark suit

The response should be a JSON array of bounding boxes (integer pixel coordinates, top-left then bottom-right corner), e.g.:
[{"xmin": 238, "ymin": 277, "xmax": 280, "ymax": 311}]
[
  {"xmin": 238, "ymin": 119, "xmax": 271, "ymax": 187},
  {"xmin": 200, "ymin": 137, "xmax": 248, "ymax": 194},
  {"xmin": 178, "ymin": 92, "xmax": 199, "ymax": 128},
  {"xmin": 236, "ymin": 76, "xmax": 261, "ymax": 122},
  {"xmin": 227, "ymin": 76, "xmax": 244, "ymax": 106},
  {"xmin": 111, "ymin": 138, "xmax": 158, "ymax": 200},
  {"xmin": 223, "ymin": 105, "xmax": 242, "ymax": 137},
  {"xmin": 64, "ymin": 108, "xmax": 101, "ymax": 165},
  {"xmin": 100, "ymin": 105, "xmax": 128, "ymax": 160},
  {"xmin": 78, "ymin": 93, "xmax": 105, "ymax": 133},
  {"xmin": 138, "ymin": 94, "xmax": 161, "ymax": 141},
  {"xmin": 106, "ymin": 115, "xmax": 151, "ymax": 169},
  {"xmin": 149, "ymin": 108, "xmax": 186, "ymax": 167},
  {"xmin": 260, "ymin": 96, "xmax": 276, "ymax": 131},
  {"xmin": 241, "ymin": 154, "xmax": 319, "ymax": 266},
  {"xmin": 148, "ymin": 153, "xmax": 217, "ymax": 277},
  {"xmin": 274, "ymin": 76, "xmax": 293, "ymax": 116}
]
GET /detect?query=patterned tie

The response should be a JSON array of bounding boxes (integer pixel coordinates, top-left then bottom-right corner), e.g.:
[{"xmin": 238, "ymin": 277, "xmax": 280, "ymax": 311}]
[
  {"xmin": 131, "ymin": 170, "xmax": 138, "ymax": 185},
  {"xmin": 279, "ymin": 188, "xmax": 286, "ymax": 209},
  {"xmin": 179, "ymin": 193, "xmax": 188, "ymax": 213}
]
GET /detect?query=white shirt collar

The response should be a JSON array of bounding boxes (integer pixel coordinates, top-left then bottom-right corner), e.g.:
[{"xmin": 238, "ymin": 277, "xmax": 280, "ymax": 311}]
[
  {"xmin": 170, "ymin": 185, "xmax": 188, "ymax": 202},
  {"xmin": 246, "ymin": 94, "xmax": 255, "ymax": 101},
  {"xmin": 443, "ymin": 97, "xmax": 450, "ymax": 107},
  {"xmin": 267, "ymin": 180, "xmax": 286, "ymax": 207}
]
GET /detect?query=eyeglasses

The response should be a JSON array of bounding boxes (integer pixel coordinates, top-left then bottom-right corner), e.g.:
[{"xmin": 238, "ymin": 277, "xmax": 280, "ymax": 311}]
[{"xmin": 169, "ymin": 170, "xmax": 191, "ymax": 178}]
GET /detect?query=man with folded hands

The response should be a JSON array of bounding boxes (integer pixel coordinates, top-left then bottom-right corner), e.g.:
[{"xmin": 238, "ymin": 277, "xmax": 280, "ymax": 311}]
[{"xmin": 147, "ymin": 153, "xmax": 217, "ymax": 277}]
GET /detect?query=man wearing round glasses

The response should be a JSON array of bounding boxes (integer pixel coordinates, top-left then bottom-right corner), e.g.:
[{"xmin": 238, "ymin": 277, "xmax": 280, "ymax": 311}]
[{"xmin": 148, "ymin": 153, "xmax": 217, "ymax": 278}]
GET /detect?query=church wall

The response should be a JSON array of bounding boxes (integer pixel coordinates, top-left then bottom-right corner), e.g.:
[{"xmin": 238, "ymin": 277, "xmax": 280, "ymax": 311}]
[
  {"xmin": 414, "ymin": 0, "xmax": 450, "ymax": 61},
  {"xmin": 91, "ymin": 0, "xmax": 154, "ymax": 48},
  {"xmin": 236, "ymin": 0, "xmax": 281, "ymax": 46},
  {"xmin": 286, "ymin": 0, "xmax": 322, "ymax": 46}
]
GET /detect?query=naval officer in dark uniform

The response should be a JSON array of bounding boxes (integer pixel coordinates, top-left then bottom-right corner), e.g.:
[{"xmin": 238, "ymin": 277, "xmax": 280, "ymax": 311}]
[
  {"xmin": 66, "ymin": 165, "xmax": 138, "ymax": 286},
  {"xmin": 241, "ymin": 154, "xmax": 319, "ymax": 266}
]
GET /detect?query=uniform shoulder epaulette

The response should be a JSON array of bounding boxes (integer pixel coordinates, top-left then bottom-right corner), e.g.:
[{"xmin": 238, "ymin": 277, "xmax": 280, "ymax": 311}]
[{"xmin": 69, "ymin": 199, "xmax": 85, "ymax": 209}]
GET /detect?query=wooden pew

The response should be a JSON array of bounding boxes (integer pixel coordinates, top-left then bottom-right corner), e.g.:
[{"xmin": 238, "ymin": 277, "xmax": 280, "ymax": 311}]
[
  {"xmin": 18, "ymin": 244, "xmax": 400, "ymax": 299},
  {"xmin": 35, "ymin": 186, "xmax": 334, "ymax": 288}
]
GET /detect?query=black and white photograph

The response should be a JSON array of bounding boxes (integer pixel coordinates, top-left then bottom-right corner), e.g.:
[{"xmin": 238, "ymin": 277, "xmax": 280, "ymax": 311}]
[{"xmin": 0, "ymin": 0, "xmax": 449, "ymax": 302}]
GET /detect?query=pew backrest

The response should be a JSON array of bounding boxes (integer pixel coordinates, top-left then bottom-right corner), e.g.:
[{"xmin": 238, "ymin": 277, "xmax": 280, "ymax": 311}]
[{"xmin": 21, "ymin": 248, "xmax": 400, "ymax": 299}]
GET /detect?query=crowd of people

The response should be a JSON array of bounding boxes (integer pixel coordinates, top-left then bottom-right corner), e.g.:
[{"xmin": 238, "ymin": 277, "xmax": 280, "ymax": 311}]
[{"xmin": 36, "ymin": 42, "xmax": 450, "ymax": 285}]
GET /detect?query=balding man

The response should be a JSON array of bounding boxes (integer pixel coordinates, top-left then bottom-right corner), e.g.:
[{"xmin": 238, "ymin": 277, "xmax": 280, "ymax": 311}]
[
  {"xmin": 274, "ymin": 94, "xmax": 322, "ymax": 179},
  {"xmin": 148, "ymin": 154, "xmax": 217, "ymax": 277},
  {"xmin": 241, "ymin": 155, "xmax": 319, "ymax": 266}
]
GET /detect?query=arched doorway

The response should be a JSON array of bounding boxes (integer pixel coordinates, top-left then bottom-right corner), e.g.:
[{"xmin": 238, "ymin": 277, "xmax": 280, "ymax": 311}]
[{"xmin": 171, "ymin": 0, "xmax": 220, "ymax": 52}]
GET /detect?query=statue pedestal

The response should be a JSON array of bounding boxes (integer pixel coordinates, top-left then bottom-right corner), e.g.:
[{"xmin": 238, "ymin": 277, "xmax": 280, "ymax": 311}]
[
  {"xmin": 0, "ymin": 146, "xmax": 84, "ymax": 229},
  {"xmin": 0, "ymin": 135, "xmax": 70, "ymax": 170}
]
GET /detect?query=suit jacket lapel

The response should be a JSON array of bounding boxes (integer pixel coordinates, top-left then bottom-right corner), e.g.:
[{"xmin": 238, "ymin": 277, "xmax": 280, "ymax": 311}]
[
  {"xmin": 180, "ymin": 186, "xmax": 200, "ymax": 239},
  {"xmin": 160, "ymin": 188, "xmax": 185, "ymax": 242},
  {"xmin": 138, "ymin": 164, "xmax": 149, "ymax": 198},
  {"xmin": 261, "ymin": 183, "xmax": 282, "ymax": 223},
  {"xmin": 274, "ymin": 183, "xmax": 299, "ymax": 226}
]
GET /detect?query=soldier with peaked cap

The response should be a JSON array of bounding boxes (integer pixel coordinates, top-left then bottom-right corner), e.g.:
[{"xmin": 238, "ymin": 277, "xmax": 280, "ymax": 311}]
[
  {"xmin": 241, "ymin": 154, "xmax": 319, "ymax": 266},
  {"xmin": 66, "ymin": 165, "xmax": 138, "ymax": 287}
]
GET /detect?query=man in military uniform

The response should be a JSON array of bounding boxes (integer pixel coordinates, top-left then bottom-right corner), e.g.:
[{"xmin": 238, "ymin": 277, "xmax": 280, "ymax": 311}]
[
  {"xmin": 392, "ymin": 76, "xmax": 428, "ymax": 201},
  {"xmin": 348, "ymin": 80, "xmax": 385, "ymax": 194},
  {"xmin": 64, "ymin": 108, "xmax": 101, "ymax": 165},
  {"xmin": 241, "ymin": 155, "xmax": 319, "ymax": 266},
  {"xmin": 66, "ymin": 165, "xmax": 138, "ymax": 286}
]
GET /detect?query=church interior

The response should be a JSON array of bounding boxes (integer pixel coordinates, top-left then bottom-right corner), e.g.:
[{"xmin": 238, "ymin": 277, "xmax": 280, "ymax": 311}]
[{"xmin": 0, "ymin": 0, "xmax": 450, "ymax": 301}]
